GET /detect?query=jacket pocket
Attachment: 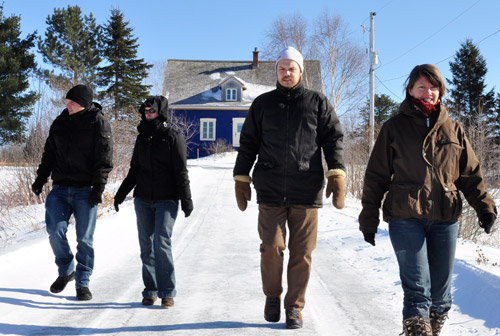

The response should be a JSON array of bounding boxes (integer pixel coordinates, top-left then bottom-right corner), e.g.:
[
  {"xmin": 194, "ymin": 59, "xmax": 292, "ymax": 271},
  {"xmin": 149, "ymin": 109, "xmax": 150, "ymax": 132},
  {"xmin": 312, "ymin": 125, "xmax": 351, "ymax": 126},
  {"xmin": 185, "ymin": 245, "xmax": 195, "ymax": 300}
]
[
  {"xmin": 386, "ymin": 183, "xmax": 423, "ymax": 218},
  {"xmin": 252, "ymin": 159, "xmax": 275, "ymax": 190},
  {"xmin": 440, "ymin": 182, "xmax": 462, "ymax": 219}
]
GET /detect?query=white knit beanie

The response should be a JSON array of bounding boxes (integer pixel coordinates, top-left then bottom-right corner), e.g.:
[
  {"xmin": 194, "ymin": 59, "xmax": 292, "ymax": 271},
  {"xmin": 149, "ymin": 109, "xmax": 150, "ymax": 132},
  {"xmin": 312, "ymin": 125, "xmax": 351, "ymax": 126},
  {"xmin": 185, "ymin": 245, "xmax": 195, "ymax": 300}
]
[{"xmin": 276, "ymin": 46, "xmax": 304, "ymax": 72}]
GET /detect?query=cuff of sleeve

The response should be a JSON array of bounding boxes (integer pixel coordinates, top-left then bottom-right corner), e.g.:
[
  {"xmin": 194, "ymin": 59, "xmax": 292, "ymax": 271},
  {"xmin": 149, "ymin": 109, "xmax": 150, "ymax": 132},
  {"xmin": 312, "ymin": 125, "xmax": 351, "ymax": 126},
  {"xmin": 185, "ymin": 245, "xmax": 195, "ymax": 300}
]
[
  {"xmin": 234, "ymin": 175, "xmax": 252, "ymax": 183},
  {"xmin": 326, "ymin": 169, "xmax": 345, "ymax": 178}
]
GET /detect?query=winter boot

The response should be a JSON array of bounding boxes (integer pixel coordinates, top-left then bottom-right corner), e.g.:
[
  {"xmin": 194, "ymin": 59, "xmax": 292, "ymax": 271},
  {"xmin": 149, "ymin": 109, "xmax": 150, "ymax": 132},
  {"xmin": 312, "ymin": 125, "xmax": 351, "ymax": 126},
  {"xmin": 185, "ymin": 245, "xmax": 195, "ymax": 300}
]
[
  {"xmin": 429, "ymin": 310, "xmax": 448, "ymax": 336},
  {"xmin": 264, "ymin": 297, "xmax": 280, "ymax": 322},
  {"xmin": 400, "ymin": 316, "xmax": 432, "ymax": 336},
  {"xmin": 285, "ymin": 309, "xmax": 303, "ymax": 329},
  {"xmin": 50, "ymin": 271, "xmax": 75, "ymax": 293},
  {"xmin": 161, "ymin": 297, "xmax": 174, "ymax": 308},
  {"xmin": 141, "ymin": 297, "xmax": 157, "ymax": 306},
  {"xmin": 76, "ymin": 287, "xmax": 92, "ymax": 301}
]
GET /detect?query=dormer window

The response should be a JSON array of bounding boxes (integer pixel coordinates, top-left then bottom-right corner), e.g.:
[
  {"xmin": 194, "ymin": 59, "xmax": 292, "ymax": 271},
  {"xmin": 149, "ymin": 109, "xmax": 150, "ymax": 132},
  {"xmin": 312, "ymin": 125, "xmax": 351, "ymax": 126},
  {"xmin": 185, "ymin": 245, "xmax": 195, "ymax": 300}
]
[
  {"xmin": 220, "ymin": 76, "xmax": 245, "ymax": 102},
  {"xmin": 226, "ymin": 88, "xmax": 237, "ymax": 101}
]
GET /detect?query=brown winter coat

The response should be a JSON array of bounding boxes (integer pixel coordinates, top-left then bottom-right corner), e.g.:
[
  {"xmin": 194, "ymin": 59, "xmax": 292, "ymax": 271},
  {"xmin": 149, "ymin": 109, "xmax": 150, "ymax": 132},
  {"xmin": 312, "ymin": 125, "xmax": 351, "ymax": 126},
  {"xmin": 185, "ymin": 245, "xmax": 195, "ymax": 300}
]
[{"xmin": 359, "ymin": 99, "xmax": 497, "ymax": 233}]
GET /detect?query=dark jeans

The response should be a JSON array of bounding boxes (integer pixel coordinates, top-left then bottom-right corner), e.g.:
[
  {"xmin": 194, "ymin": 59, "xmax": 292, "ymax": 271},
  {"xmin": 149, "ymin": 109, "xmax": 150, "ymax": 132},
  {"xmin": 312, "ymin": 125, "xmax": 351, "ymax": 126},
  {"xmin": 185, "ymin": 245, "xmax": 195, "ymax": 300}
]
[
  {"xmin": 45, "ymin": 185, "xmax": 97, "ymax": 288},
  {"xmin": 389, "ymin": 219, "xmax": 459, "ymax": 320},
  {"xmin": 258, "ymin": 204, "xmax": 318, "ymax": 311},
  {"xmin": 134, "ymin": 197, "xmax": 179, "ymax": 298}
]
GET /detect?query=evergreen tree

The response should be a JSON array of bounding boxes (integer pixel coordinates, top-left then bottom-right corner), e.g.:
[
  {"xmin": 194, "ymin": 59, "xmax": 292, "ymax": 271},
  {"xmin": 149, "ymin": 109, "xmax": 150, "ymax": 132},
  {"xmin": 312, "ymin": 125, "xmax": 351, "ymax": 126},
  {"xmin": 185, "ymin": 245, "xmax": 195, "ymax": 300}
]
[
  {"xmin": 98, "ymin": 8, "xmax": 152, "ymax": 120},
  {"xmin": 38, "ymin": 5, "xmax": 101, "ymax": 94},
  {"xmin": 0, "ymin": 6, "xmax": 38, "ymax": 144},
  {"xmin": 360, "ymin": 93, "xmax": 399, "ymax": 133},
  {"xmin": 446, "ymin": 39, "xmax": 496, "ymax": 131}
]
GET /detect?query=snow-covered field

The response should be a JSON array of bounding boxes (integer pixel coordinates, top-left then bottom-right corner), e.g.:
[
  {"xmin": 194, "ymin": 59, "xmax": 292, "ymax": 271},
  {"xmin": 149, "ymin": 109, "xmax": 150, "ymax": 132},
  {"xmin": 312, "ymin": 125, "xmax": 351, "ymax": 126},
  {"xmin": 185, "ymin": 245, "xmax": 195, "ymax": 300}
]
[{"xmin": 1, "ymin": 153, "xmax": 499, "ymax": 335}]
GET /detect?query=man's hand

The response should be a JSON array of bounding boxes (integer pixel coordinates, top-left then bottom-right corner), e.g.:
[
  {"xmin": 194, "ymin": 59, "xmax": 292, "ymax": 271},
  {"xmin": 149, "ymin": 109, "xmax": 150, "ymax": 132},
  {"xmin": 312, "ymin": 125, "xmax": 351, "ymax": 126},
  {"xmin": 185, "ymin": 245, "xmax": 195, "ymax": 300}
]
[
  {"xmin": 234, "ymin": 176, "xmax": 252, "ymax": 211},
  {"xmin": 31, "ymin": 177, "xmax": 46, "ymax": 196},
  {"xmin": 89, "ymin": 184, "xmax": 105, "ymax": 207},
  {"xmin": 325, "ymin": 169, "xmax": 345, "ymax": 209}
]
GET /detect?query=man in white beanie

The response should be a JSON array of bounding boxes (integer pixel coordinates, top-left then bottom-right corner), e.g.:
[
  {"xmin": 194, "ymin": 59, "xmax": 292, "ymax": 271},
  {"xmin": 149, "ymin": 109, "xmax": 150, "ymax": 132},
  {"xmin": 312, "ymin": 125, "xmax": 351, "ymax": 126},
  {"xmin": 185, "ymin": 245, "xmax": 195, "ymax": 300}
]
[{"xmin": 233, "ymin": 46, "xmax": 345, "ymax": 329}]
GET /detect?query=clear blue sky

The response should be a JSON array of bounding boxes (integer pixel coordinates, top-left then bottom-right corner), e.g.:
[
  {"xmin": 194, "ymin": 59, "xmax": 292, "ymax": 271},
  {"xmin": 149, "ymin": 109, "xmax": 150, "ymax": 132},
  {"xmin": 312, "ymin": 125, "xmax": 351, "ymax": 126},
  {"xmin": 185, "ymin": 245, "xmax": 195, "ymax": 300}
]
[{"xmin": 3, "ymin": 0, "xmax": 500, "ymax": 105}]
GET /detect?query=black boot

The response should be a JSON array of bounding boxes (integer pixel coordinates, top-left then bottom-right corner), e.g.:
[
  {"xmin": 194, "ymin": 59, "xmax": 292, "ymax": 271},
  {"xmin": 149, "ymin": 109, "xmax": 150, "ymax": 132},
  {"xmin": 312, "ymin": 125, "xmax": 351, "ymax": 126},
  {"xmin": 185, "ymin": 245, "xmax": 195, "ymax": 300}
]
[
  {"xmin": 264, "ymin": 297, "xmax": 280, "ymax": 322},
  {"xmin": 49, "ymin": 271, "xmax": 75, "ymax": 293},
  {"xmin": 76, "ymin": 287, "xmax": 92, "ymax": 301}
]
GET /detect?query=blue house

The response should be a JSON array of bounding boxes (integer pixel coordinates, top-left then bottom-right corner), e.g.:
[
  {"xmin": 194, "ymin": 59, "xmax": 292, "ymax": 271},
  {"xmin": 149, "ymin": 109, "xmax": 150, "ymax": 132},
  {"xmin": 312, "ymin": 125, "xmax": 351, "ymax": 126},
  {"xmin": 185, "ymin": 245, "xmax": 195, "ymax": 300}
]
[{"xmin": 162, "ymin": 49, "xmax": 322, "ymax": 159}]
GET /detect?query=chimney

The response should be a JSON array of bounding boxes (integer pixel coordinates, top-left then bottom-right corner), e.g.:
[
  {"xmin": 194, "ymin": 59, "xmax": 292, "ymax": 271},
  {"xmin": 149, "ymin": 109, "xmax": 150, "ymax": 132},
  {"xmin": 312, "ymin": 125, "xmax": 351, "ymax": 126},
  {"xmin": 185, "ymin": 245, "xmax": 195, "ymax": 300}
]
[{"xmin": 252, "ymin": 47, "xmax": 259, "ymax": 69}]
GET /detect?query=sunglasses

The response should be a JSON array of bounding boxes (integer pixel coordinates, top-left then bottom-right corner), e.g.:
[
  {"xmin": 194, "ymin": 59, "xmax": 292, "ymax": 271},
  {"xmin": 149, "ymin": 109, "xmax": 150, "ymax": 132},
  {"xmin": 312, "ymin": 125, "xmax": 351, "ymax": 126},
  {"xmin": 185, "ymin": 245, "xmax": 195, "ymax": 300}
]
[{"xmin": 145, "ymin": 109, "xmax": 157, "ymax": 114}]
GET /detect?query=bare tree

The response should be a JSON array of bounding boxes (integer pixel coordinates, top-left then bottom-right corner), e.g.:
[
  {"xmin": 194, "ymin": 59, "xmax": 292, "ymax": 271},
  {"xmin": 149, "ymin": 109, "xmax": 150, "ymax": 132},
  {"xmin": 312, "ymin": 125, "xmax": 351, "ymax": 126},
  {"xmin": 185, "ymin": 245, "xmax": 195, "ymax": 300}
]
[
  {"xmin": 311, "ymin": 10, "xmax": 366, "ymax": 115},
  {"xmin": 203, "ymin": 138, "xmax": 234, "ymax": 157},
  {"xmin": 169, "ymin": 109, "xmax": 199, "ymax": 153},
  {"xmin": 262, "ymin": 10, "xmax": 366, "ymax": 115},
  {"xmin": 262, "ymin": 13, "xmax": 310, "ymax": 59},
  {"xmin": 457, "ymin": 103, "xmax": 499, "ymax": 241},
  {"xmin": 145, "ymin": 59, "xmax": 167, "ymax": 96}
]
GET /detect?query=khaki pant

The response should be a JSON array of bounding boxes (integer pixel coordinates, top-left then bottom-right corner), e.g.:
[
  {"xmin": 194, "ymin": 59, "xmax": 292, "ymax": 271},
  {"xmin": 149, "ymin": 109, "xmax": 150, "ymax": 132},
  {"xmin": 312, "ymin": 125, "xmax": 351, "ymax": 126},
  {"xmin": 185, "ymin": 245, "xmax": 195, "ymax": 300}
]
[{"xmin": 258, "ymin": 204, "xmax": 318, "ymax": 311}]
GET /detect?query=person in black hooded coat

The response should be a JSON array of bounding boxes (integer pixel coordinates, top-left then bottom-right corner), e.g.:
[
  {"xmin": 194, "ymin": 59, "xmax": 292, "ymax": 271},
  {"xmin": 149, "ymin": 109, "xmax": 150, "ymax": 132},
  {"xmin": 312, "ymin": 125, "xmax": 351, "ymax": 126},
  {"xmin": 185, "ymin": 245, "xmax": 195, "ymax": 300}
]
[{"xmin": 113, "ymin": 96, "xmax": 193, "ymax": 308}]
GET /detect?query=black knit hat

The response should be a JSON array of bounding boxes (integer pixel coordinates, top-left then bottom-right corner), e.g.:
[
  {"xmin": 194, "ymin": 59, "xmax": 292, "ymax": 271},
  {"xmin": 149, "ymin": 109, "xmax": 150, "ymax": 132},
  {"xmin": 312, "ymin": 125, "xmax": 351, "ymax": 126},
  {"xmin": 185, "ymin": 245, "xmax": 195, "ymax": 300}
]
[{"xmin": 66, "ymin": 84, "xmax": 93, "ymax": 109}]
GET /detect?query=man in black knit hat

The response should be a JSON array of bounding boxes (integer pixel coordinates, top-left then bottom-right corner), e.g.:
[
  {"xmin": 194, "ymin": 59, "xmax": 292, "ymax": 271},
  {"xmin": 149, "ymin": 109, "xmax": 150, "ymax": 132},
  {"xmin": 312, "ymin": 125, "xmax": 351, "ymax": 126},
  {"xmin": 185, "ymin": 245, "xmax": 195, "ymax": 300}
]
[{"xmin": 32, "ymin": 84, "xmax": 113, "ymax": 301}]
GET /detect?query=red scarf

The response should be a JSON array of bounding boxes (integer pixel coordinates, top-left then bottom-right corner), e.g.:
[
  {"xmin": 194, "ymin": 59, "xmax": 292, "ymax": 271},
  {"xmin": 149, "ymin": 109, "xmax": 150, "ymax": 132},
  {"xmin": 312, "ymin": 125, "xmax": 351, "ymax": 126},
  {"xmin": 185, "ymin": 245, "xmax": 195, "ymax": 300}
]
[{"xmin": 410, "ymin": 97, "xmax": 438, "ymax": 116}]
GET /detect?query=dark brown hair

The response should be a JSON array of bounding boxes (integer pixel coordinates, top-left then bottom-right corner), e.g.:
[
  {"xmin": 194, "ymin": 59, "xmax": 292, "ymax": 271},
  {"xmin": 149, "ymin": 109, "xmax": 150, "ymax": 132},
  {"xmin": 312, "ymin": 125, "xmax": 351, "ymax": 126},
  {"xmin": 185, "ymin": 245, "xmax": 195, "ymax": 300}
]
[{"xmin": 404, "ymin": 64, "xmax": 446, "ymax": 99}]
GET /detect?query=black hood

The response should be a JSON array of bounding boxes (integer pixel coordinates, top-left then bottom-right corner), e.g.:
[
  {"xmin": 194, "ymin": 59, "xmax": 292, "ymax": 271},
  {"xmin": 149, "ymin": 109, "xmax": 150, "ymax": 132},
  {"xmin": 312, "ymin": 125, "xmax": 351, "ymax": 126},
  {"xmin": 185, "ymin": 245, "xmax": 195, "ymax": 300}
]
[{"xmin": 139, "ymin": 96, "xmax": 169, "ymax": 121}]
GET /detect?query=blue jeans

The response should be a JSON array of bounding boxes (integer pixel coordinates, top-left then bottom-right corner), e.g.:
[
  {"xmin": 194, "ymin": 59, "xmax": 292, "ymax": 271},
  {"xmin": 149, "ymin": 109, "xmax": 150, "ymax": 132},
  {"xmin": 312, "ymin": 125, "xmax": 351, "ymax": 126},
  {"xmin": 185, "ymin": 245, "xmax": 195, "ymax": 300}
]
[
  {"xmin": 389, "ymin": 219, "xmax": 459, "ymax": 320},
  {"xmin": 134, "ymin": 198, "xmax": 179, "ymax": 298},
  {"xmin": 45, "ymin": 185, "xmax": 97, "ymax": 288}
]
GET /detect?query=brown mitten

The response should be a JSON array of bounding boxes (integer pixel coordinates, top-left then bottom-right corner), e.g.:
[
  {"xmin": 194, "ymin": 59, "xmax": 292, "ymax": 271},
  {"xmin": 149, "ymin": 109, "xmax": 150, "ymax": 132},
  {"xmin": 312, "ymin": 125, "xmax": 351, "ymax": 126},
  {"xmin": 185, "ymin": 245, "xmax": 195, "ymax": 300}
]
[
  {"xmin": 325, "ymin": 169, "xmax": 346, "ymax": 209},
  {"xmin": 234, "ymin": 176, "xmax": 252, "ymax": 211}
]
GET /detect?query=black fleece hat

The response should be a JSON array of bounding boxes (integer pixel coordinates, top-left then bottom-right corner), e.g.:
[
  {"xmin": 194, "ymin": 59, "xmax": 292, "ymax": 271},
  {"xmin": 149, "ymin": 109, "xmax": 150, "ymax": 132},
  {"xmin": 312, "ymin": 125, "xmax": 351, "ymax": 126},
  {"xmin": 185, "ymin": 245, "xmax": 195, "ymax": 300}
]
[{"xmin": 66, "ymin": 84, "xmax": 93, "ymax": 109}]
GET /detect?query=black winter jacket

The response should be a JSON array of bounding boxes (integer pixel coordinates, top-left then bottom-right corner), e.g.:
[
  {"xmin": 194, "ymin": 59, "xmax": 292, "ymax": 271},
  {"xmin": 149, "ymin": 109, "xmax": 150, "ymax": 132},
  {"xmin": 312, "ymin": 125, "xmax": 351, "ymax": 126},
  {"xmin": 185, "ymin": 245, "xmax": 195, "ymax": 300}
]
[
  {"xmin": 116, "ymin": 98, "xmax": 191, "ymax": 204},
  {"xmin": 233, "ymin": 82, "xmax": 344, "ymax": 207},
  {"xmin": 36, "ymin": 103, "xmax": 113, "ymax": 189}
]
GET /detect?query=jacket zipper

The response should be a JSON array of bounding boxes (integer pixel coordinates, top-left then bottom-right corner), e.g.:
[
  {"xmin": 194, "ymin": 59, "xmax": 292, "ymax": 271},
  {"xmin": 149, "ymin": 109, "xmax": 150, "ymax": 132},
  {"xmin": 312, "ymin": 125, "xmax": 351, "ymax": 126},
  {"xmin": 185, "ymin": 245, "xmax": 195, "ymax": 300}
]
[
  {"xmin": 427, "ymin": 117, "xmax": 435, "ymax": 222},
  {"xmin": 283, "ymin": 92, "xmax": 291, "ymax": 205}
]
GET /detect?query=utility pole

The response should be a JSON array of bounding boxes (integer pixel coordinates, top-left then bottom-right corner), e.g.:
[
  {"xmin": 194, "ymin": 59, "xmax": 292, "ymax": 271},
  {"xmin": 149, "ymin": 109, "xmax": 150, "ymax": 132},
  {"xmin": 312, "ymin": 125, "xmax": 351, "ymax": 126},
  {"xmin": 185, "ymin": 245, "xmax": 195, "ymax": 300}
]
[{"xmin": 369, "ymin": 12, "xmax": 378, "ymax": 153}]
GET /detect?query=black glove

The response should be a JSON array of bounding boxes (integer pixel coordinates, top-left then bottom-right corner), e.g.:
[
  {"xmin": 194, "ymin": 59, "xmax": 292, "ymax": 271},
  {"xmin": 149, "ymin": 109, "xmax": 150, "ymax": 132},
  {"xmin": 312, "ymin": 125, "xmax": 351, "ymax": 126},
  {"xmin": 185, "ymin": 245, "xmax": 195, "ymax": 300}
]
[
  {"xmin": 113, "ymin": 190, "xmax": 127, "ymax": 212},
  {"xmin": 363, "ymin": 232, "xmax": 375, "ymax": 246},
  {"xmin": 31, "ymin": 177, "xmax": 46, "ymax": 196},
  {"xmin": 480, "ymin": 213, "xmax": 496, "ymax": 234},
  {"xmin": 181, "ymin": 199, "xmax": 193, "ymax": 218},
  {"xmin": 89, "ymin": 185, "xmax": 105, "ymax": 207}
]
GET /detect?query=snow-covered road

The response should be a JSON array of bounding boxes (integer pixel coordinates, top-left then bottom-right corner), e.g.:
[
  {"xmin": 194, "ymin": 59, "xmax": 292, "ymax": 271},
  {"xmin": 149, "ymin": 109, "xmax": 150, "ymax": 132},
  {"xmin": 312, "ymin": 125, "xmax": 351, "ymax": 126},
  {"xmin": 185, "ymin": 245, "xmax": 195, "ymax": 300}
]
[{"xmin": 1, "ymin": 155, "xmax": 499, "ymax": 335}]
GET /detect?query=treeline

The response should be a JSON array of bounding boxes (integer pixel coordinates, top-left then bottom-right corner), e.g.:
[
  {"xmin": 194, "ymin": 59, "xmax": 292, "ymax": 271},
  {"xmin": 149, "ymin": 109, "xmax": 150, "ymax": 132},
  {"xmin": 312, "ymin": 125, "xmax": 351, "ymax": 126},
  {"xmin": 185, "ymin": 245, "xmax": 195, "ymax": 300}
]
[{"xmin": 0, "ymin": 4, "xmax": 153, "ymax": 147}]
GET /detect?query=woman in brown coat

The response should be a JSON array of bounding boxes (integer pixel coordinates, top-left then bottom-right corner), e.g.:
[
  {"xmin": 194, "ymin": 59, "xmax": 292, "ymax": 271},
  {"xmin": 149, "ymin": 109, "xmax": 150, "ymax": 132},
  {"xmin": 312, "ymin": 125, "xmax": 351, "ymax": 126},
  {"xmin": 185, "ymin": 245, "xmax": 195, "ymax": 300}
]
[{"xmin": 358, "ymin": 64, "xmax": 496, "ymax": 336}]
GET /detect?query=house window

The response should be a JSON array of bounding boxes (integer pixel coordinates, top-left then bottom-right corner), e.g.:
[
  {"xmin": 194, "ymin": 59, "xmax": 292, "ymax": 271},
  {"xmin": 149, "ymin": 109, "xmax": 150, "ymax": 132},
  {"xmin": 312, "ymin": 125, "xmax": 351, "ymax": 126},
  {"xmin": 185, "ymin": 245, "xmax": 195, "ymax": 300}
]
[
  {"xmin": 226, "ymin": 88, "xmax": 237, "ymax": 101},
  {"xmin": 200, "ymin": 118, "xmax": 216, "ymax": 141}
]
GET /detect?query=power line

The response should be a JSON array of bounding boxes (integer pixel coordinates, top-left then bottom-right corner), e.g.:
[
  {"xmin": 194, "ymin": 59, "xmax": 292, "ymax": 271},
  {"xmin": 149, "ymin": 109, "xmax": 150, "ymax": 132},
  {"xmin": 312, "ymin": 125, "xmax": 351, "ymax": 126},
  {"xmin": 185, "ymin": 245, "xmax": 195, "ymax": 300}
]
[
  {"xmin": 375, "ymin": 74, "xmax": 403, "ymax": 101},
  {"xmin": 377, "ymin": 0, "xmax": 481, "ymax": 70},
  {"xmin": 361, "ymin": 0, "xmax": 394, "ymax": 25}
]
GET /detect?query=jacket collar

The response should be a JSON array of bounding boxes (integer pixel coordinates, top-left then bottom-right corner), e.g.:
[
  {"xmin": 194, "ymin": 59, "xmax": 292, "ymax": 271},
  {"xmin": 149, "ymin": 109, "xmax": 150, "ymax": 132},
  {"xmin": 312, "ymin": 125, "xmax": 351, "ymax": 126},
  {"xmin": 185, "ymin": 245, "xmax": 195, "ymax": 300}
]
[
  {"xmin": 399, "ymin": 98, "xmax": 449, "ymax": 129},
  {"xmin": 276, "ymin": 80, "xmax": 305, "ymax": 98},
  {"xmin": 63, "ymin": 102, "xmax": 101, "ymax": 120}
]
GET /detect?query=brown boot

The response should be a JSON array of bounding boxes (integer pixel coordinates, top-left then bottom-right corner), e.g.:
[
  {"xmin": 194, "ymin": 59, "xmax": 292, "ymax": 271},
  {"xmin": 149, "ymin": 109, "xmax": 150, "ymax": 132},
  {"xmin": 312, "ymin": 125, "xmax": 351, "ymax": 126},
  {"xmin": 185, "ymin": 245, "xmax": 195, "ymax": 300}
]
[
  {"xmin": 401, "ymin": 316, "xmax": 432, "ymax": 336},
  {"xmin": 264, "ymin": 297, "xmax": 280, "ymax": 322},
  {"xmin": 161, "ymin": 297, "xmax": 174, "ymax": 308},
  {"xmin": 141, "ymin": 296, "xmax": 157, "ymax": 306},
  {"xmin": 429, "ymin": 310, "xmax": 448, "ymax": 336},
  {"xmin": 285, "ymin": 309, "xmax": 303, "ymax": 329}
]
